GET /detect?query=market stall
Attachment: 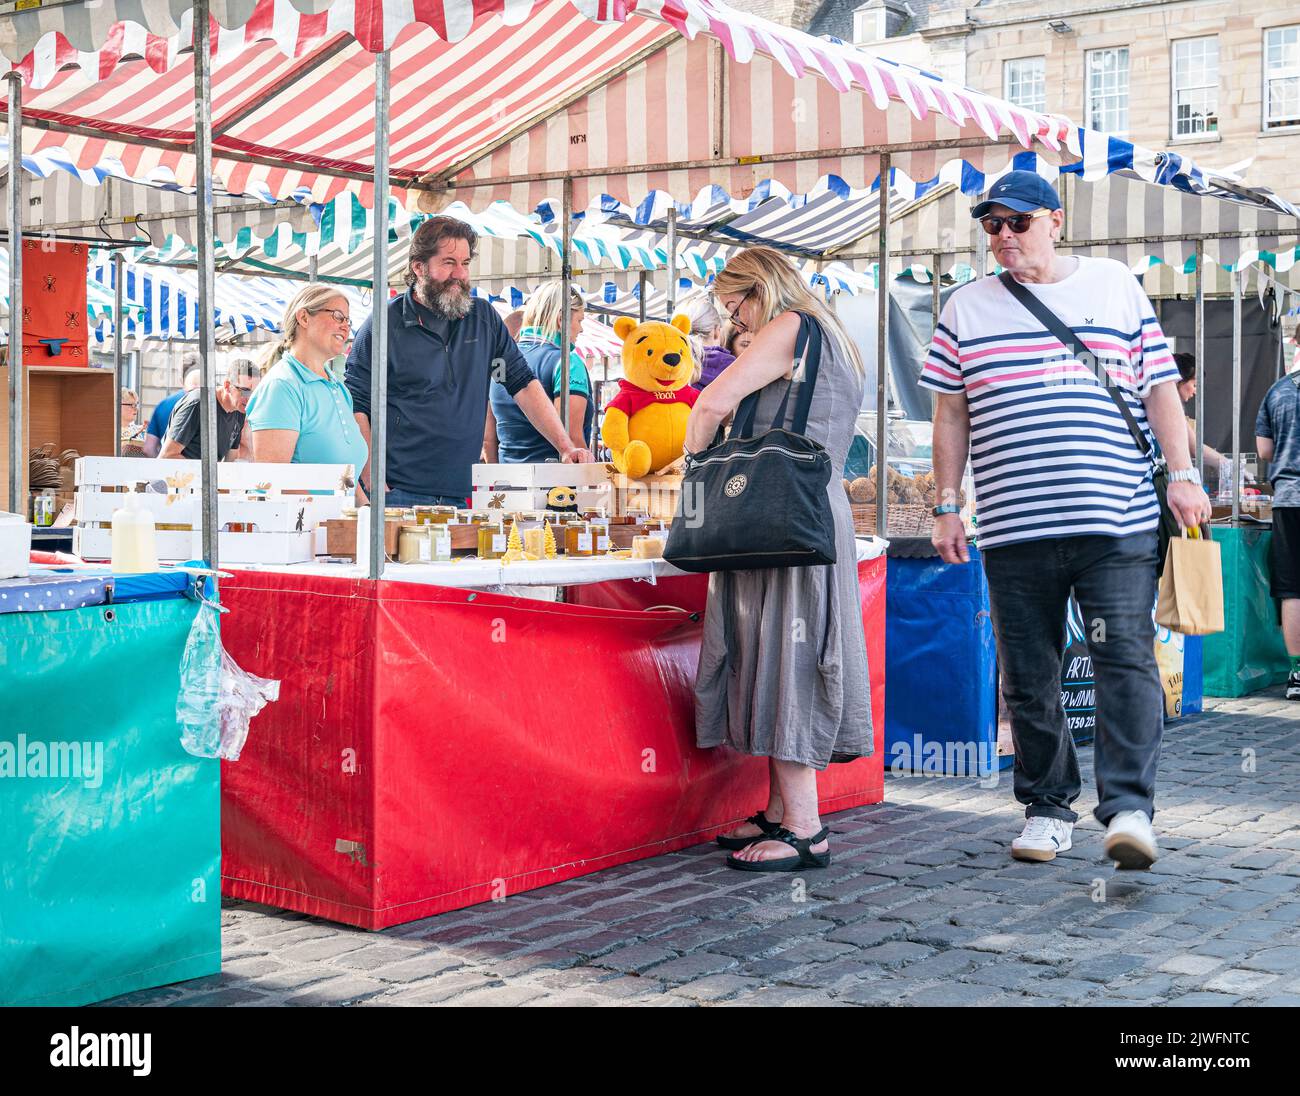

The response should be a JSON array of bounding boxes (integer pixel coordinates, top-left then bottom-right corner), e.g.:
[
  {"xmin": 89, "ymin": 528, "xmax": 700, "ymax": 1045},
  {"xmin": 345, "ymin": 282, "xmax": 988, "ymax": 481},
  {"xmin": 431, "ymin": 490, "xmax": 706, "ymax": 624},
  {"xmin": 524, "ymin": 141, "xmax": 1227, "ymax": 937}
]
[
  {"xmin": 217, "ymin": 540, "xmax": 886, "ymax": 930},
  {"xmin": 0, "ymin": 567, "xmax": 220, "ymax": 1006},
  {"xmin": 4, "ymin": 0, "xmax": 1281, "ymax": 944}
]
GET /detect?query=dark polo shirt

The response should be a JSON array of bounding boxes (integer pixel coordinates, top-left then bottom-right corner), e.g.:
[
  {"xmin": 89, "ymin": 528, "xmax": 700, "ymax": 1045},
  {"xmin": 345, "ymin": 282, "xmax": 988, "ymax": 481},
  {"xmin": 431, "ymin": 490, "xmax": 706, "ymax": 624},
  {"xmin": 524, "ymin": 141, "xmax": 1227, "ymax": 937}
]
[{"xmin": 345, "ymin": 290, "xmax": 534, "ymax": 498}]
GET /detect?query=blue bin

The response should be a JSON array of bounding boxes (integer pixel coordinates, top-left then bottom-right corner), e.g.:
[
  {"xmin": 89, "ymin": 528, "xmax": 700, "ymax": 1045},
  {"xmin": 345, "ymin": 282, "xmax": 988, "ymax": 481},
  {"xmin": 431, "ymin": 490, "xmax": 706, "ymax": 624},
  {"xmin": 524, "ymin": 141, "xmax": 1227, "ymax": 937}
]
[{"xmin": 884, "ymin": 541, "xmax": 998, "ymax": 777}]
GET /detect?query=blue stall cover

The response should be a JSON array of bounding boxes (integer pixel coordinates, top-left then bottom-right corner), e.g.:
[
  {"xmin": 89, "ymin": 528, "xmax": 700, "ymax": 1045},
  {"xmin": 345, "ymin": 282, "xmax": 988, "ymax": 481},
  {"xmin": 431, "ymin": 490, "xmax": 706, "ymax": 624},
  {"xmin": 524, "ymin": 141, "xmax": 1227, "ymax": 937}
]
[
  {"xmin": 885, "ymin": 541, "xmax": 998, "ymax": 777},
  {"xmin": 0, "ymin": 566, "xmax": 201, "ymax": 616}
]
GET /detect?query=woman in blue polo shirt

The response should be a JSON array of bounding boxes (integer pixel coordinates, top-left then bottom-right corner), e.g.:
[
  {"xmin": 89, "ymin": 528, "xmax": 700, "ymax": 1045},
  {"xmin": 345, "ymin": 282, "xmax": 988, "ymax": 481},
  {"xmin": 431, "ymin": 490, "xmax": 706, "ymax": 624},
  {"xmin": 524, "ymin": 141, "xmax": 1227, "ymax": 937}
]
[
  {"xmin": 489, "ymin": 284, "xmax": 593, "ymax": 462},
  {"xmin": 246, "ymin": 286, "xmax": 369, "ymax": 478}
]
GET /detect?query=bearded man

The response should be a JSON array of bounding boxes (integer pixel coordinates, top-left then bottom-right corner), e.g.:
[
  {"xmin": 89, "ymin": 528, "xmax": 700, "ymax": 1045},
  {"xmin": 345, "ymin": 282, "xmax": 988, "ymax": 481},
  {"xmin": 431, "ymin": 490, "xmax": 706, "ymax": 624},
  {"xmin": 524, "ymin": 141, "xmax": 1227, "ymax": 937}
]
[{"xmin": 346, "ymin": 217, "xmax": 592, "ymax": 506}]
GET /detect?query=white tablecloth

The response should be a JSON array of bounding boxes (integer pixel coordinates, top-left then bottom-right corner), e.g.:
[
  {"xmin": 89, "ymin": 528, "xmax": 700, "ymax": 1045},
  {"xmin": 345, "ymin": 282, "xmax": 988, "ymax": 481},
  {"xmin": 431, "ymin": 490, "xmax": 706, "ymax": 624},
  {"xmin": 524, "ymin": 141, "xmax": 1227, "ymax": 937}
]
[{"xmin": 234, "ymin": 536, "xmax": 888, "ymax": 591}]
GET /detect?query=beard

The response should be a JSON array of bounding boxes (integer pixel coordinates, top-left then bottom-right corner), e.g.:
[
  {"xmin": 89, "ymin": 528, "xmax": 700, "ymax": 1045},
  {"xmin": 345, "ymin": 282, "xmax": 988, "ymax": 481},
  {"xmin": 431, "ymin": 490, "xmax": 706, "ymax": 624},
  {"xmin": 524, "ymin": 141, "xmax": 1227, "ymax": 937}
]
[{"xmin": 417, "ymin": 274, "xmax": 473, "ymax": 320}]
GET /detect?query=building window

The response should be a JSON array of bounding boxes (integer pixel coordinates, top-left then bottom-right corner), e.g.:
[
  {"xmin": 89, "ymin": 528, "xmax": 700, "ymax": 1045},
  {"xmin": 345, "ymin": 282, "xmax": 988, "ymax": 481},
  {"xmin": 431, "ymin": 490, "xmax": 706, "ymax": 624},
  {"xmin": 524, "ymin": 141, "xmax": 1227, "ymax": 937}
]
[
  {"xmin": 1086, "ymin": 48, "xmax": 1129, "ymax": 135},
  {"xmin": 1172, "ymin": 37, "xmax": 1219, "ymax": 137},
  {"xmin": 1004, "ymin": 57, "xmax": 1046, "ymax": 113},
  {"xmin": 1265, "ymin": 25, "xmax": 1300, "ymax": 129},
  {"xmin": 853, "ymin": 8, "xmax": 887, "ymax": 44}
]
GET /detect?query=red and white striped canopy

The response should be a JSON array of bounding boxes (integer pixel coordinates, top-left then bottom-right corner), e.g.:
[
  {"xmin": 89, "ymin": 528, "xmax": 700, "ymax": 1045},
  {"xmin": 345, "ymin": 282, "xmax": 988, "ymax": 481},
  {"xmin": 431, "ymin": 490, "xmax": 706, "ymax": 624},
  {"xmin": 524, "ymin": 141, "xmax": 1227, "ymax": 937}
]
[{"xmin": 0, "ymin": 0, "xmax": 1077, "ymax": 214}]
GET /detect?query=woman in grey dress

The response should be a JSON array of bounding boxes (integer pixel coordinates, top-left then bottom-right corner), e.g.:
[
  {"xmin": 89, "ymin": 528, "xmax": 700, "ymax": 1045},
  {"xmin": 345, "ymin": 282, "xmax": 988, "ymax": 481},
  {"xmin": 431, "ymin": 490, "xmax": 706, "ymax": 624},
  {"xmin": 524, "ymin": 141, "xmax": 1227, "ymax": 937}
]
[{"xmin": 686, "ymin": 246, "xmax": 872, "ymax": 872}]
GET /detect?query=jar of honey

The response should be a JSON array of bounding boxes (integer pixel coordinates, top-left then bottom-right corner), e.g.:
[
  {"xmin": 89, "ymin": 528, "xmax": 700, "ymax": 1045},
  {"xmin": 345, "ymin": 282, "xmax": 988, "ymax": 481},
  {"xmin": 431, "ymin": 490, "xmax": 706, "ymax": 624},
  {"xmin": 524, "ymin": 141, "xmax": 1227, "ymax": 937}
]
[
  {"xmin": 564, "ymin": 521, "xmax": 593, "ymax": 557},
  {"xmin": 429, "ymin": 506, "xmax": 457, "ymax": 524},
  {"xmin": 398, "ymin": 525, "xmax": 431, "ymax": 563},
  {"xmin": 477, "ymin": 522, "xmax": 508, "ymax": 559},
  {"xmin": 430, "ymin": 525, "xmax": 452, "ymax": 561},
  {"xmin": 632, "ymin": 535, "xmax": 664, "ymax": 559},
  {"xmin": 590, "ymin": 517, "xmax": 611, "ymax": 554},
  {"xmin": 412, "ymin": 506, "xmax": 435, "ymax": 525}
]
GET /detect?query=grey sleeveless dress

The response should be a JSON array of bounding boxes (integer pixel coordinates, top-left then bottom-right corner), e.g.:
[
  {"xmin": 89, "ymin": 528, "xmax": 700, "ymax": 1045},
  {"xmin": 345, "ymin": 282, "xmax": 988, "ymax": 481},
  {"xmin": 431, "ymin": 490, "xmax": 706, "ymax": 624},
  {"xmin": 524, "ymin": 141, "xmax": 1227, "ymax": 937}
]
[{"xmin": 694, "ymin": 317, "xmax": 873, "ymax": 769}]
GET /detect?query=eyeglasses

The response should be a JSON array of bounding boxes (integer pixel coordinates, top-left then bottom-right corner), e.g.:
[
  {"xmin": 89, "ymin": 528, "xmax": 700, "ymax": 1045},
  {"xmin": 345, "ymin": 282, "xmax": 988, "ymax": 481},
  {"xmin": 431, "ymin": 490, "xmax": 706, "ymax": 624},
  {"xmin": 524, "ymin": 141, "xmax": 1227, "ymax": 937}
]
[
  {"xmin": 979, "ymin": 208, "xmax": 1052, "ymax": 236},
  {"xmin": 725, "ymin": 288, "xmax": 754, "ymax": 332},
  {"xmin": 312, "ymin": 307, "xmax": 352, "ymax": 330}
]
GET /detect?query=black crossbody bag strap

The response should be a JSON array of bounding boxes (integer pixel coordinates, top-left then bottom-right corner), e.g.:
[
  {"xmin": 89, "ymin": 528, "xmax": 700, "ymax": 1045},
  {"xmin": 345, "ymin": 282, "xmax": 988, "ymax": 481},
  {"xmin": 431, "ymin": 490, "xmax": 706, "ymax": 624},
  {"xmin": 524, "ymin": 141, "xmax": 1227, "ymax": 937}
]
[
  {"xmin": 998, "ymin": 271, "xmax": 1155, "ymax": 462},
  {"xmin": 731, "ymin": 312, "xmax": 822, "ymax": 440}
]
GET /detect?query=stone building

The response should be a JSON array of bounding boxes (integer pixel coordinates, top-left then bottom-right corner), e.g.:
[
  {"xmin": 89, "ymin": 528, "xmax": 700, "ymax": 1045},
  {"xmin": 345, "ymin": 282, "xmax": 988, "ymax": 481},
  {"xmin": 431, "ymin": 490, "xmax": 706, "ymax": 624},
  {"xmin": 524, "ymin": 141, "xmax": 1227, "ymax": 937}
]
[{"xmin": 742, "ymin": 0, "xmax": 1300, "ymax": 198}]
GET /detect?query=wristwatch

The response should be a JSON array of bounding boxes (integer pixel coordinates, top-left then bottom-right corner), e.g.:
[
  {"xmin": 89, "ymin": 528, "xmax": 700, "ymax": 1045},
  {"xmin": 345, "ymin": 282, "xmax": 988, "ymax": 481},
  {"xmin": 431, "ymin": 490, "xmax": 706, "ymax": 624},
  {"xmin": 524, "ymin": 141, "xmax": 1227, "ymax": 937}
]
[
  {"xmin": 932, "ymin": 503, "xmax": 962, "ymax": 517},
  {"xmin": 1168, "ymin": 467, "xmax": 1203, "ymax": 485}
]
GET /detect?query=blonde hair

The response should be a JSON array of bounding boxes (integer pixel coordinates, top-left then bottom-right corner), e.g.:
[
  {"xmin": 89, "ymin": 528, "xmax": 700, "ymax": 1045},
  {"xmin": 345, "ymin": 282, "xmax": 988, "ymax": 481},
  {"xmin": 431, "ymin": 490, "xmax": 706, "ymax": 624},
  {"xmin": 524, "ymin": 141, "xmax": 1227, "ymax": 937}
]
[
  {"xmin": 711, "ymin": 247, "xmax": 865, "ymax": 377},
  {"xmin": 521, "ymin": 283, "xmax": 585, "ymax": 341},
  {"xmin": 261, "ymin": 285, "xmax": 350, "ymax": 371}
]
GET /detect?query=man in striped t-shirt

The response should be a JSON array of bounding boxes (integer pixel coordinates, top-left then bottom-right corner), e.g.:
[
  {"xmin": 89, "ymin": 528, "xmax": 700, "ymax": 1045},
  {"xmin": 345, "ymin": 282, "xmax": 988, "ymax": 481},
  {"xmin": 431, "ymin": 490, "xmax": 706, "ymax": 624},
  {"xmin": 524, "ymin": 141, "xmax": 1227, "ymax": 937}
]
[{"xmin": 922, "ymin": 171, "xmax": 1211, "ymax": 871}]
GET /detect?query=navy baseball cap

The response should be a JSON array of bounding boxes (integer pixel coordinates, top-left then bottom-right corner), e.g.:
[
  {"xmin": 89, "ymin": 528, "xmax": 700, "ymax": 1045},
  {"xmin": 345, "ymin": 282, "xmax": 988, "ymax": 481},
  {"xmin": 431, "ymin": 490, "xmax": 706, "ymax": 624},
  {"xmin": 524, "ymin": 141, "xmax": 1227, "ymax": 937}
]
[{"xmin": 972, "ymin": 171, "xmax": 1062, "ymax": 219}]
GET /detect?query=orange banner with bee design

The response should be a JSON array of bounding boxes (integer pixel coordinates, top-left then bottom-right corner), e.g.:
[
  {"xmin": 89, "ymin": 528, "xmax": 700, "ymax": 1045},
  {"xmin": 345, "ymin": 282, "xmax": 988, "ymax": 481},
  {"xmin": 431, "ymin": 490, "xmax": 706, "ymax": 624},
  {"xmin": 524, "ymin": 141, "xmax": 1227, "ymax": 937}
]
[{"xmin": 21, "ymin": 239, "xmax": 89, "ymax": 365}]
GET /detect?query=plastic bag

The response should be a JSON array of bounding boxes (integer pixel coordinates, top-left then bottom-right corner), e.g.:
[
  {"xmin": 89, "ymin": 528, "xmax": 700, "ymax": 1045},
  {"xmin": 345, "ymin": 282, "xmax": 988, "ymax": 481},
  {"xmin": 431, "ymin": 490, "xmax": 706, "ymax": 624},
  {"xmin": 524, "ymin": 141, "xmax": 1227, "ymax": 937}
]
[{"xmin": 177, "ymin": 603, "xmax": 280, "ymax": 761}]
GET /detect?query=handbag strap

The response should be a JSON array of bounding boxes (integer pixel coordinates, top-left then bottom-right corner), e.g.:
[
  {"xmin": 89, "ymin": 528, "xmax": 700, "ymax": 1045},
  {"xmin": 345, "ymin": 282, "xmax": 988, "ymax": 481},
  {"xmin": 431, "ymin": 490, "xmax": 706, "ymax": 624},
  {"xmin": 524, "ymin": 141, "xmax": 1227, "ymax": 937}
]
[
  {"xmin": 998, "ymin": 271, "xmax": 1153, "ymax": 461},
  {"xmin": 733, "ymin": 312, "xmax": 823, "ymax": 440}
]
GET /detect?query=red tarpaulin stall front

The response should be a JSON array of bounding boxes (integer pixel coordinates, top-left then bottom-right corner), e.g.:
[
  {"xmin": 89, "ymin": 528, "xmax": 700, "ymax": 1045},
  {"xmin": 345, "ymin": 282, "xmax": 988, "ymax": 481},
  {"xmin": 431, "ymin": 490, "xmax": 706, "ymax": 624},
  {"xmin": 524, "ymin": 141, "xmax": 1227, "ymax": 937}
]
[{"xmin": 219, "ymin": 558, "xmax": 885, "ymax": 929}]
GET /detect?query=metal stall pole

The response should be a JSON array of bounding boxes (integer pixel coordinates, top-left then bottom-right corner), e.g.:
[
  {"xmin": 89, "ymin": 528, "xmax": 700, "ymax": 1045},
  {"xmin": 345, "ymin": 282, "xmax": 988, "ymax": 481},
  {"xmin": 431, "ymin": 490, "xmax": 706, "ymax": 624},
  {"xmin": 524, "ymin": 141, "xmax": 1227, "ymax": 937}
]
[
  {"xmin": 974, "ymin": 224, "xmax": 988, "ymax": 280},
  {"xmin": 666, "ymin": 206, "xmax": 678, "ymax": 320},
  {"xmin": 368, "ymin": 49, "xmax": 391, "ymax": 581},
  {"xmin": 560, "ymin": 176, "xmax": 572, "ymax": 434},
  {"xmin": 638, "ymin": 270, "xmax": 647, "ymax": 323},
  {"xmin": 1231, "ymin": 268, "xmax": 1242, "ymax": 525},
  {"xmin": 1194, "ymin": 240, "xmax": 1205, "ymax": 486},
  {"xmin": 193, "ymin": 1, "xmax": 219, "ymax": 570},
  {"xmin": 113, "ymin": 252, "xmax": 124, "ymax": 456},
  {"xmin": 5, "ymin": 74, "xmax": 22, "ymax": 516},
  {"xmin": 875, "ymin": 153, "xmax": 891, "ymax": 540},
  {"xmin": 931, "ymin": 252, "xmax": 942, "ymax": 331},
  {"xmin": 308, "ymin": 254, "xmax": 319, "ymax": 285},
  {"xmin": 1278, "ymin": 291, "xmax": 1287, "ymax": 381}
]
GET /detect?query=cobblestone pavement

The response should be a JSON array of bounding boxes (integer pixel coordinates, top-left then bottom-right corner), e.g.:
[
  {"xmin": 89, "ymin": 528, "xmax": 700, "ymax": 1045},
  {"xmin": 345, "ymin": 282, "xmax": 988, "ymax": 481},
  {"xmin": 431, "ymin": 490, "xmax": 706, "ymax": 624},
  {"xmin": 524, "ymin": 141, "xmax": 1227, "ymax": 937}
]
[{"xmin": 107, "ymin": 687, "xmax": 1300, "ymax": 1007}]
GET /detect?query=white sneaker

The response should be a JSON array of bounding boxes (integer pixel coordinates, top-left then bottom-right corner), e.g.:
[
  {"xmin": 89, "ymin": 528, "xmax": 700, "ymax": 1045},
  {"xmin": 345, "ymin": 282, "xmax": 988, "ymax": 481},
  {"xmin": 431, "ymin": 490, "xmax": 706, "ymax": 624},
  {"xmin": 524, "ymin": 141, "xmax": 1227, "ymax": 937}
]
[
  {"xmin": 1104, "ymin": 810, "xmax": 1158, "ymax": 870},
  {"xmin": 1011, "ymin": 816, "xmax": 1074, "ymax": 862}
]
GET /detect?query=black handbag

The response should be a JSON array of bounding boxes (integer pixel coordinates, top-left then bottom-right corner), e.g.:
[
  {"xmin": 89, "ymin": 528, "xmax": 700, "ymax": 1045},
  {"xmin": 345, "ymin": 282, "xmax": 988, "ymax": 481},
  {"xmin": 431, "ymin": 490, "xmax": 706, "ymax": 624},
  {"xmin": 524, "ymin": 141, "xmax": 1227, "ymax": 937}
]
[
  {"xmin": 663, "ymin": 312, "xmax": 836, "ymax": 573},
  {"xmin": 998, "ymin": 271, "xmax": 1181, "ymax": 575}
]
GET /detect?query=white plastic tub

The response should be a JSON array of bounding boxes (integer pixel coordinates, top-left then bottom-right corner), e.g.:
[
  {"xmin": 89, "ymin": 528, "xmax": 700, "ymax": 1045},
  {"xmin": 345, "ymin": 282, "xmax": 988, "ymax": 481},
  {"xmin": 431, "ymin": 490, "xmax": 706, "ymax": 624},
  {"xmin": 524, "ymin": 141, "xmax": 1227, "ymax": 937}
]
[{"xmin": 0, "ymin": 511, "xmax": 32, "ymax": 579}]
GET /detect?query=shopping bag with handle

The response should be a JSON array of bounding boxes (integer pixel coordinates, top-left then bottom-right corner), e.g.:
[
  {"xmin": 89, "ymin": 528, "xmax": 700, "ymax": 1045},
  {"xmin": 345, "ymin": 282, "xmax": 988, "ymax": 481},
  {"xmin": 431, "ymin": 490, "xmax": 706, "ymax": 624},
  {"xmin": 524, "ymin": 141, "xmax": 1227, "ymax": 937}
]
[{"xmin": 1155, "ymin": 526, "xmax": 1224, "ymax": 636}]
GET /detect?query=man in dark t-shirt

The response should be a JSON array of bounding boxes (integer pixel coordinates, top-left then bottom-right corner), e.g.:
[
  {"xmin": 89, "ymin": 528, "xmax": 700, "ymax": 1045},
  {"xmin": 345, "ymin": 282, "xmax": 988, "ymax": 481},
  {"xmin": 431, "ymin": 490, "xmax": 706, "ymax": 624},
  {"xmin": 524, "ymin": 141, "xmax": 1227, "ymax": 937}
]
[
  {"xmin": 1256, "ymin": 364, "xmax": 1300, "ymax": 700},
  {"xmin": 162, "ymin": 359, "xmax": 261, "ymax": 461}
]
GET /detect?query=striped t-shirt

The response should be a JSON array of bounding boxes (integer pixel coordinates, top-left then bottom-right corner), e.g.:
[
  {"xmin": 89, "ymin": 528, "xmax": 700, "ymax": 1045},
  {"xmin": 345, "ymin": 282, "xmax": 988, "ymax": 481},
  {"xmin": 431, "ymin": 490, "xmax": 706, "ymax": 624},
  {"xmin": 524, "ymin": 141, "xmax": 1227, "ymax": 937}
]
[{"xmin": 919, "ymin": 257, "xmax": 1178, "ymax": 550}]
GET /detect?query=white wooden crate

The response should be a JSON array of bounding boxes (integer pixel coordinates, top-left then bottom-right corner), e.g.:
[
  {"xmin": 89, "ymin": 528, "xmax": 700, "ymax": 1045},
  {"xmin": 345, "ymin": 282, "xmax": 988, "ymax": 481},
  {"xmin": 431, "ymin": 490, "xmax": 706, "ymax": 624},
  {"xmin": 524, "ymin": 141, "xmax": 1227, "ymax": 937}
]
[
  {"xmin": 75, "ymin": 456, "xmax": 356, "ymax": 494},
  {"xmin": 75, "ymin": 527, "xmax": 316, "ymax": 565},
  {"xmin": 472, "ymin": 463, "xmax": 612, "ymax": 490},
  {"xmin": 73, "ymin": 456, "xmax": 353, "ymax": 564},
  {"xmin": 470, "ymin": 486, "xmax": 612, "ymax": 512},
  {"xmin": 472, "ymin": 462, "xmax": 614, "ymax": 513}
]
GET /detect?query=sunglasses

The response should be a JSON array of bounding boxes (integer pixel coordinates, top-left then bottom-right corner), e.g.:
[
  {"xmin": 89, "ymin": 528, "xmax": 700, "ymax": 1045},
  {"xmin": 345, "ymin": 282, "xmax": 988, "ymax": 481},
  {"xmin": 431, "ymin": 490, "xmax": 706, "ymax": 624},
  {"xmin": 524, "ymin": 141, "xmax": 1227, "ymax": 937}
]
[
  {"xmin": 980, "ymin": 208, "xmax": 1052, "ymax": 235},
  {"xmin": 725, "ymin": 287, "xmax": 754, "ymax": 332}
]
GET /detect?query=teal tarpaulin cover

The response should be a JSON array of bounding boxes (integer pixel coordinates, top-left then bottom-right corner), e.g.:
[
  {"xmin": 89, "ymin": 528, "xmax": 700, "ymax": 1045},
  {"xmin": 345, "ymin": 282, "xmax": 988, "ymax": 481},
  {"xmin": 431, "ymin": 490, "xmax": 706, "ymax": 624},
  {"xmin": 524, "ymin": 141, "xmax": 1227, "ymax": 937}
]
[
  {"xmin": 1202, "ymin": 526, "xmax": 1291, "ymax": 698},
  {"xmin": 0, "ymin": 597, "xmax": 220, "ymax": 1006}
]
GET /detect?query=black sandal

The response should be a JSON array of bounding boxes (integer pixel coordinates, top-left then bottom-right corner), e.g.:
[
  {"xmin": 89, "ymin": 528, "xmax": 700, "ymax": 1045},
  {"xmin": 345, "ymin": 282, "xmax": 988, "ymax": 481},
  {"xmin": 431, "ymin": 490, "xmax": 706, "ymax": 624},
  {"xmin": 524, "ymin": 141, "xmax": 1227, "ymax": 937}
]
[
  {"xmin": 726, "ymin": 826, "xmax": 831, "ymax": 872},
  {"xmin": 715, "ymin": 811, "xmax": 782, "ymax": 851}
]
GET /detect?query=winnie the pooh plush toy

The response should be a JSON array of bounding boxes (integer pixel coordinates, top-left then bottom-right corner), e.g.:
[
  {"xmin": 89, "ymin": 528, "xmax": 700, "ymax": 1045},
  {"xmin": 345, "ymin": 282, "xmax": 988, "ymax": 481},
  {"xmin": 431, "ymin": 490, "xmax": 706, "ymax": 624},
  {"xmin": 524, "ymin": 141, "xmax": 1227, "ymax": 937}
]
[{"xmin": 602, "ymin": 315, "xmax": 699, "ymax": 478}]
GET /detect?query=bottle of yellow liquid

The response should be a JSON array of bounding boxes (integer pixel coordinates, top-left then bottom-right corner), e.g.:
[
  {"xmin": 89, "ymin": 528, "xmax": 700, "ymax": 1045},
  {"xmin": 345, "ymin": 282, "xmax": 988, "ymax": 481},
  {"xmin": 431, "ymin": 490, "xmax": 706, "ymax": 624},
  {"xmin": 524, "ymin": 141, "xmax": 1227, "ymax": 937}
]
[{"xmin": 111, "ymin": 491, "xmax": 158, "ymax": 573}]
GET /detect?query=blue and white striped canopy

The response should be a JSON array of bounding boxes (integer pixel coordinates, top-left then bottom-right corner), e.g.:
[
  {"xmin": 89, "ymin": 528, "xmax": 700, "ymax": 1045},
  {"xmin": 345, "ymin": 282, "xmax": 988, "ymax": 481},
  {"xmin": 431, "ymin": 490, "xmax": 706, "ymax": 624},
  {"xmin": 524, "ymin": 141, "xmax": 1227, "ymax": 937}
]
[{"xmin": 87, "ymin": 257, "xmax": 365, "ymax": 343}]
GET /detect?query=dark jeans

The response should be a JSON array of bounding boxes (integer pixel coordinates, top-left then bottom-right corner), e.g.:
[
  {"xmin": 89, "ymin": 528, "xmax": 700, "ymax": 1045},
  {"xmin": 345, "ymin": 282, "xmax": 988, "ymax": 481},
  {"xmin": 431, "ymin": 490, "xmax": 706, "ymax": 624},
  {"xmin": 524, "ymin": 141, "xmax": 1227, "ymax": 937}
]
[
  {"xmin": 982, "ymin": 532, "xmax": 1163, "ymax": 826},
  {"xmin": 363, "ymin": 485, "xmax": 466, "ymax": 508}
]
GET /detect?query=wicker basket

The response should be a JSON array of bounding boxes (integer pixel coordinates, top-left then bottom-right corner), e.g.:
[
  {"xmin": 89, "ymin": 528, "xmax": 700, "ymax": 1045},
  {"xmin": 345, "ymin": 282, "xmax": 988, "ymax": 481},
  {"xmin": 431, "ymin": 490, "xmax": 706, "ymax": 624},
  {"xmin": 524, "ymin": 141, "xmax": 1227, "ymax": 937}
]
[{"xmin": 850, "ymin": 502, "xmax": 934, "ymax": 538}]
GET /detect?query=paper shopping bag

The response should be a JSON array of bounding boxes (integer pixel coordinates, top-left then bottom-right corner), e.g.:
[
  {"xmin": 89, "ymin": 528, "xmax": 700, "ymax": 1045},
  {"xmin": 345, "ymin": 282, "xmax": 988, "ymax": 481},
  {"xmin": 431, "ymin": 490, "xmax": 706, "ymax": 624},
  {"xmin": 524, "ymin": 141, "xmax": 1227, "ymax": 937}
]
[{"xmin": 1156, "ymin": 528, "xmax": 1224, "ymax": 636}]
